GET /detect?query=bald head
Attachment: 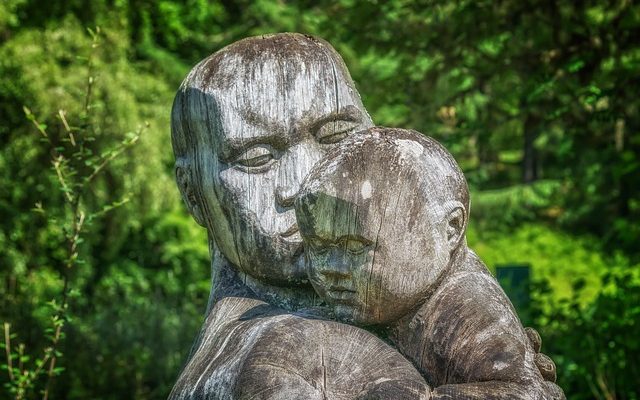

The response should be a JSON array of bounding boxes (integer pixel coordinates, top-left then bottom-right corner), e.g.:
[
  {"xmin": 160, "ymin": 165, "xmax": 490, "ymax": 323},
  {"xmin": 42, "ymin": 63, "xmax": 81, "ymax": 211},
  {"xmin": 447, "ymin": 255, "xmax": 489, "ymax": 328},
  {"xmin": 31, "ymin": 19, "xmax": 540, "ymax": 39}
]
[
  {"xmin": 296, "ymin": 127, "xmax": 470, "ymax": 324},
  {"xmin": 298, "ymin": 127, "xmax": 470, "ymax": 229},
  {"xmin": 172, "ymin": 33, "xmax": 370, "ymax": 161}
]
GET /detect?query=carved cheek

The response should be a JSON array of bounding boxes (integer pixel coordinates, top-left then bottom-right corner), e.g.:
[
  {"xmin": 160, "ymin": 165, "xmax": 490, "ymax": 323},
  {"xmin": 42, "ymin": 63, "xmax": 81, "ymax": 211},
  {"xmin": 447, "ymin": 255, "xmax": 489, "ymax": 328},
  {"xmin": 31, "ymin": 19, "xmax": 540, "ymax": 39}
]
[
  {"xmin": 307, "ymin": 253, "xmax": 330, "ymax": 289},
  {"xmin": 359, "ymin": 246, "xmax": 426, "ymax": 323},
  {"xmin": 349, "ymin": 248, "xmax": 383, "ymax": 320},
  {"xmin": 403, "ymin": 237, "xmax": 443, "ymax": 291},
  {"xmin": 218, "ymin": 167, "xmax": 272, "ymax": 219},
  {"xmin": 217, "ymin": 164, "xmax": 299, "ymax": 238}
]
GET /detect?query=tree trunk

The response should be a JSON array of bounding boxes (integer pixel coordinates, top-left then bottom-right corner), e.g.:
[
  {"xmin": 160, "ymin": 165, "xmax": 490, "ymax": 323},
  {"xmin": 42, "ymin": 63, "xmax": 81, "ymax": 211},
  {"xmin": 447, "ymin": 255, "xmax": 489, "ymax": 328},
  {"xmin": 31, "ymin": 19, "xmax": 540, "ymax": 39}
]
[{"xmin": 522, "ymin": 113, "xmax": 539, "ymax": 184}]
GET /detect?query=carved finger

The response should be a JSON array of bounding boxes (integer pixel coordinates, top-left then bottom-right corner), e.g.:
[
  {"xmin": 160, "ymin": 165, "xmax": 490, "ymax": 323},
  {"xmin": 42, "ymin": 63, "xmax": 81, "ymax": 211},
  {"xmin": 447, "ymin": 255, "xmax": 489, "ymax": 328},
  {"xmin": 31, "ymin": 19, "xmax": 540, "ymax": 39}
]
[
  {"xmin": 524, "ymin": 327, "xmax": 542, "ymax": 353},
  {"xmin": 535, "ymin": 353, "xmax": 557, "ymax": 382},
  {"xmin": 544, "ymin": 381, "xmax": 566, "ymax": 400}
]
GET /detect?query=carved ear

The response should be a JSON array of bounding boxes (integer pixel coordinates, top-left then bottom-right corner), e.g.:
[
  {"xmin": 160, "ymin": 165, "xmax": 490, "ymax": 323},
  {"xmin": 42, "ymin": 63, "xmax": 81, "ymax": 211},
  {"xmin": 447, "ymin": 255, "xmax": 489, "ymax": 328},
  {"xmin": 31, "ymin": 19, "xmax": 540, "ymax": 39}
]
[
  {"xmin": 443, "ymin": 201, "xmax": 466, "ymax": 251},
  {"xmin": 175, "ymin": 160, "xmax": 206, "ymax": 227}
]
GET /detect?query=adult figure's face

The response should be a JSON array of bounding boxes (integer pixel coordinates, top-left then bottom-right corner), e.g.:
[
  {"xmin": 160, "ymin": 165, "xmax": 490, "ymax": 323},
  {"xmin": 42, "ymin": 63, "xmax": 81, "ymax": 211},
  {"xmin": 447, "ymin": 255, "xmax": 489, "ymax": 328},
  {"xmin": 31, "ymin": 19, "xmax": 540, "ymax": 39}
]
[{"xmin": 172, "ymin": 34, "xmax": 373, "ymax": 286}]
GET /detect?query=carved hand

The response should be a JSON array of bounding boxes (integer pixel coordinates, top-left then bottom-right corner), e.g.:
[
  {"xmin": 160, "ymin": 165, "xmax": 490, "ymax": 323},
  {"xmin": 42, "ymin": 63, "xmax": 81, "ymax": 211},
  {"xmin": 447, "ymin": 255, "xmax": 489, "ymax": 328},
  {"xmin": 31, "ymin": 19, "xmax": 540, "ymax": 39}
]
[{"xmin": 524, "ymin": 327, "xmax": 557, "ymax": 382}]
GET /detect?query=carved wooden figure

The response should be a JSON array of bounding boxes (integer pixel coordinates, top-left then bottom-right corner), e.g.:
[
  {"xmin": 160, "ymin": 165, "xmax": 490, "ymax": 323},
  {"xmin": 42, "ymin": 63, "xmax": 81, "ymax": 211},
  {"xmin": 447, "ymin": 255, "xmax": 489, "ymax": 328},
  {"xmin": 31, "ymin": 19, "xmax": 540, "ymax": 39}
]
[
  {"xmin": 168, "ymin": 33, "xmax": 563, "ymax": 399},
  {"xmin": 295, "ymin": 127, "xmax": 565, "ymax": 400},
  {"xmin": 169, "ymin": 32, "xmax": 381, "ymax": 399}
]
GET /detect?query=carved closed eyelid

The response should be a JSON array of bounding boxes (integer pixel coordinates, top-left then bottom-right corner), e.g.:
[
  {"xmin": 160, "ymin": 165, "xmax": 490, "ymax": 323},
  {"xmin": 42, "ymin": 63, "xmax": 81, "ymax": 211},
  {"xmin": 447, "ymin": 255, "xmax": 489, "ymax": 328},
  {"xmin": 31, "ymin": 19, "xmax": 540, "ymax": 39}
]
[
  {"xmin": 338, "ymin": 235, "xmax": 373, "ymax": 255},
  {"xmin": 311, "ymin": 106, "xmax": 363, "ymax": 132},
  {"xmin": 314, "ymin": 120, "xmax": 361, "ymax": 145},
  {"xmin": 230, "ymin": 144, "xmax": 278, "ymax": 170},
  {"xmin": 221, "ymin": 132, "xmax": 289, "ymax": 162}
]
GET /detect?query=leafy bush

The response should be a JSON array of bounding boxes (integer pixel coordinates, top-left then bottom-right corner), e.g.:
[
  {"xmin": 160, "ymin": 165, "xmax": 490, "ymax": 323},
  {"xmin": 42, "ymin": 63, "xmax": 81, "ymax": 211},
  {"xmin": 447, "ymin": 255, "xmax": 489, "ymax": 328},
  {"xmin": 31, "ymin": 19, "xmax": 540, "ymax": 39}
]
[
  {"xmin": 534, "ymin": 272, "xmax": 640, "ymax": 400},
  {"xmin": 0, "ymin": 17, "xmax": 209, "ymax": 399},
  {"xmin": 469, "ymin": 180, "xmax": 563, "ymax": 232},
  {"xmin": 468, "ymin": 222, "xmax": 635, "ymax": 305},
  {"xmin": 469, "ymin": 221, "xmax": 640, "ymax": 399}
]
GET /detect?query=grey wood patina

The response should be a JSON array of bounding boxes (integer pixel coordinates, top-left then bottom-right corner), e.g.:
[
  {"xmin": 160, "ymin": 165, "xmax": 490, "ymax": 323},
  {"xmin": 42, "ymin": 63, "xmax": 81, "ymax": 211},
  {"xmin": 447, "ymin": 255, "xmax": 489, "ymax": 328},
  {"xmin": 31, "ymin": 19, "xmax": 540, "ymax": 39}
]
[
  {"xmin": 169, "ymin": 33, "xmax": 565, "ymax": 399},
  {"xmin": 296, "ymin": 128, "xmax": 565, "ymax": 399}
]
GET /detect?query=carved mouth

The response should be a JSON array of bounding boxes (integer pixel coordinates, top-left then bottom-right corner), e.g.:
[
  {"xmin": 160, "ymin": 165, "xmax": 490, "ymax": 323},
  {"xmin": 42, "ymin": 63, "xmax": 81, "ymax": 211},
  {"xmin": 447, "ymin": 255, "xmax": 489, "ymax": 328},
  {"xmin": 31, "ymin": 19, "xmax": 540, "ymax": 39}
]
[{"xmin": 326, "ymin": 287, "xmax": 357, "ymax": 301}]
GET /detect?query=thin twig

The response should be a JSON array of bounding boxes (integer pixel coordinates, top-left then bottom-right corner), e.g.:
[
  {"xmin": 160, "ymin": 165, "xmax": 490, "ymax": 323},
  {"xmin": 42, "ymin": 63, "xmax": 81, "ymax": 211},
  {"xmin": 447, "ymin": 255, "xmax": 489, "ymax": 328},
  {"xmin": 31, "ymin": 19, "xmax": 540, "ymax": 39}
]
[
  {"xmin": 84, "ymin": 135, "xmax": 139, "ymax": 185},
  {"xmin": 66, "ymin": 211, "xmax": 85, "ymax": 270},
  {"xmin": 3, "ymin": 323, "xmax": 14, "ymax": 382},
  {"xmin": 37, "ymin": 29, "xmax": 99, "ymax": 395},
  {"xmin": 42, "ymin": 324, "xmax": 62, "ymax": 400},
  {"xmin": 31, "ymin": 350, "xmax": 51, "ymax": 379},
  {"xmin": 58, "ymin": 109, "xmax": 76, "ymax": 147},
  {"xmin": 52, "ymin": 157, "xmax": 74, "ymax": 204},
  {"xmin": 8, "ymin": 26, "xmax": 133, "ymax": 400},
  {"xmin": 82, "ymin": 28, "xmax": 100, "ymax": 116},
  {"xmin": 11, "ymin": 349, "xmax": 52, "ymax": 400}
]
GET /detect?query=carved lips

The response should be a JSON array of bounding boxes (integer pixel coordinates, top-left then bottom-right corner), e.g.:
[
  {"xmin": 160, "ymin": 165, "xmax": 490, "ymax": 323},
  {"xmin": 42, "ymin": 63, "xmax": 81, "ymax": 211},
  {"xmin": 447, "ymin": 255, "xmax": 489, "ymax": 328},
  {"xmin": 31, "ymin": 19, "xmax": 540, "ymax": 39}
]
[{"xmin": 326, "ymin": 286, "xmax": 357, "ymax": 301}]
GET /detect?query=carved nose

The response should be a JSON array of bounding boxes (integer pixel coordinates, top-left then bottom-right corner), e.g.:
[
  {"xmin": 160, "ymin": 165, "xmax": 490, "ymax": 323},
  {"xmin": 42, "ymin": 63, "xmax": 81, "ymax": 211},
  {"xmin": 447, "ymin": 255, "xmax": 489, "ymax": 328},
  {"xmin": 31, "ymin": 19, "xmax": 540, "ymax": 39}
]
[
  {"xmin": 318, "ymin": 252, "xmax": 352, "ymax": 280},
  {"xmin": 276, "ymin": 143, "xmax": 323, "ymax": 208},
  {"xmin": 275, "ymin": 185, "xmax": 297, "ymax": 208}
]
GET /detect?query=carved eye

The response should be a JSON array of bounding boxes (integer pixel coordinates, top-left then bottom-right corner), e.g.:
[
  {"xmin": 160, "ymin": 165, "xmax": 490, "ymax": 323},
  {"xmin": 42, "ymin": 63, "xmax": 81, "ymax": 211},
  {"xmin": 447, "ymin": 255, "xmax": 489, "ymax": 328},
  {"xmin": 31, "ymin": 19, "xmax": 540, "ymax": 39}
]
[
  {"xmin": 343, "ymin": 237, "xmax": 369, "ymax": 255},
  {"xmin": 316, "ymin": 120, "xmax": 360, "ymax": 145},
  {"xmin": 306, "ymin": 236, "xmax": 330, "ymax": 254},
  {"xmin": 233, "ymin": 146, "xmax": 275, "ymax": 171}
]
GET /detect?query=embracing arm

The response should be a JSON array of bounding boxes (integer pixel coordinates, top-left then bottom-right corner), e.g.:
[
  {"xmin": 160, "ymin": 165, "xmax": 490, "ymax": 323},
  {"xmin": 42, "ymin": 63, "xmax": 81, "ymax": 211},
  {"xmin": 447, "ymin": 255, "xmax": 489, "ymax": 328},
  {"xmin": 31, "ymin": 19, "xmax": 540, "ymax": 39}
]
[
  {"xmin": 235, "ymin": 315, "xmax": 431, "ymax": 400},
  {"xmin": 393, "ymin": 266, "xmax": 564, "ymax": 400}
]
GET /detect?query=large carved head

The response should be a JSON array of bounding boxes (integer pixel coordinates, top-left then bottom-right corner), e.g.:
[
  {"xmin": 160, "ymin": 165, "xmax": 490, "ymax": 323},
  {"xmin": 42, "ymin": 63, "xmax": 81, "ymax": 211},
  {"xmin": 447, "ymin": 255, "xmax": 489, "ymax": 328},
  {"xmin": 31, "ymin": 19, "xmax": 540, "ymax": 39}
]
[
  {"xmin": 171, "ymin": 33, "xmax": 373, "ymax": 286},
  {"xmin": 296, "ymin": 128, "xmax": 470, "ymax": 325}
]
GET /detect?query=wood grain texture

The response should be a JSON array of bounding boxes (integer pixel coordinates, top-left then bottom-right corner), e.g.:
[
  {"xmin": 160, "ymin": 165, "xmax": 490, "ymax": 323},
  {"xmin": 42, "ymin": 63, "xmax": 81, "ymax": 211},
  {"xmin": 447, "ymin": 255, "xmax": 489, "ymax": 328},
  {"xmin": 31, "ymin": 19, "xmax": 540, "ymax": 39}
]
[
  {"xmin": 171, "ymin": 32, "xmax": 373, "ymax": 308},
  {"xmin": 169, "ymin": 296, "xmax": 430, "ymax": 400},
  {"xmin": 296, "ymin": 128, "xmax": 565, "ymax": 399},
  {"xmin": 169, "ymin": 33, "xmax": 564, "ymax": 400}
]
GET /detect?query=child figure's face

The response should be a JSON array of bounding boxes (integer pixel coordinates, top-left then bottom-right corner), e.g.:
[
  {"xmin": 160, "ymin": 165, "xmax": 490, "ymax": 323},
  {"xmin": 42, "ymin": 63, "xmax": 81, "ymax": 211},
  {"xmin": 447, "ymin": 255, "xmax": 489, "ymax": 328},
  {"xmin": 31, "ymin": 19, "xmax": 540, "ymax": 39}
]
[{"xmin": 296, "ymin": 141, "xmax": 462, "ymax": 325}]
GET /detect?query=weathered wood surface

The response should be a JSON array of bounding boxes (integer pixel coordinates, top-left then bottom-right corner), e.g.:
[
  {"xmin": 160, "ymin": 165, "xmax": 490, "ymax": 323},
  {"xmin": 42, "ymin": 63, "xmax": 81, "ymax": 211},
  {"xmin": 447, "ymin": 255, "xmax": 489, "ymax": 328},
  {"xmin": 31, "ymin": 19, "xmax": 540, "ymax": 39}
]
[
  {"xmin": 295, "ymin": 128, "xmax": 565, "ymax": 399},
  {"xmin": 170, "ymin": 297, "xmax": 430, "ymax": 400},
  {"xmin": 171, "ymin": 32, "xmax": 373, "ymax": 310},
  {"xmin": 169, "ymin": 33, "xmax": 565, "ymax": 399}
]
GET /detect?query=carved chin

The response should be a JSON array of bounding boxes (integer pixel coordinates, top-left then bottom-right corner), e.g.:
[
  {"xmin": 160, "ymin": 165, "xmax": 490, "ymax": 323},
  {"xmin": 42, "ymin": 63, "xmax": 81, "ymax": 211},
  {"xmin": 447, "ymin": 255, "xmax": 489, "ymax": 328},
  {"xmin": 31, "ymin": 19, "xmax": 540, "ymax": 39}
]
[
  {"xmin": 237, "ymin": 231, "xmax": 306, "ymax": 285},
  {"xmin": 332, "ymin": 304, "xmax": 360, "ymax": 323}
]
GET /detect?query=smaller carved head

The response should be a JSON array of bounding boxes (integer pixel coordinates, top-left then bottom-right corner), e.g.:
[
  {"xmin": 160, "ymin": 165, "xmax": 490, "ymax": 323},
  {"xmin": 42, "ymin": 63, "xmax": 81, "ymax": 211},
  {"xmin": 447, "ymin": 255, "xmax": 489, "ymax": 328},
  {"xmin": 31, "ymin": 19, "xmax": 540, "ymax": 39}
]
[{"xmin": 295, "ymin": 127, "xmax": 469, "ymax": 325}]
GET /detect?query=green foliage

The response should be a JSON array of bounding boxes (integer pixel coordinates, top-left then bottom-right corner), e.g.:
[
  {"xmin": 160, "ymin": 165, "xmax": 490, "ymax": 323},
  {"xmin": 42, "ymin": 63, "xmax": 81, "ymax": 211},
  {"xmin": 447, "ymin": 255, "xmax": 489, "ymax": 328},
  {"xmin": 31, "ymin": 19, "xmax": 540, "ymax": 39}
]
[
  {"xmin": 2, "ymin": 26, "xmax": 150, "ymax": 400},
  {"xmin": 0, "ymin": 1, "xmax": 638, "ymax": 399},
  {"xmin": 470, "ymin": 180, "xmax": 563, "ymax": 232},
  {"xmin": 0, "ymin": 13, "xmax": 208, "ymax": 400},
  {"xmin": 534, "ymin": 272, "xmax": 640, "ymax": 400},
  {"xmin": 469, "ymin": 221, "xmax": 637, "ymax": 305}
]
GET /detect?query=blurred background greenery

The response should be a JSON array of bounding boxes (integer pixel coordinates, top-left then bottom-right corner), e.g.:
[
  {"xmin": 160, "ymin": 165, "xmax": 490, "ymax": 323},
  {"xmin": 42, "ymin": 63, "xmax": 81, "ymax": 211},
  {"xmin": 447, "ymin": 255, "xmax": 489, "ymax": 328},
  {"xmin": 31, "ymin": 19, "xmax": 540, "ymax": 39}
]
[{"xmin": 0, "ymin": 0, "xmax": 638, "ymax": 399}]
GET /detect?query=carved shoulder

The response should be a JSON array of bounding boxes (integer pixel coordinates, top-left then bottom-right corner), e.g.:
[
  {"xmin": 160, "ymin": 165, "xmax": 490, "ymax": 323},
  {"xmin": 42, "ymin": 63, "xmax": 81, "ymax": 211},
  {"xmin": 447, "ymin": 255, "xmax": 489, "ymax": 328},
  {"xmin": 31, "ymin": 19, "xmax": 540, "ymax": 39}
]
[{"xmin": 393, "ymin": 267, "xmax": 540, "ymax": 387}]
